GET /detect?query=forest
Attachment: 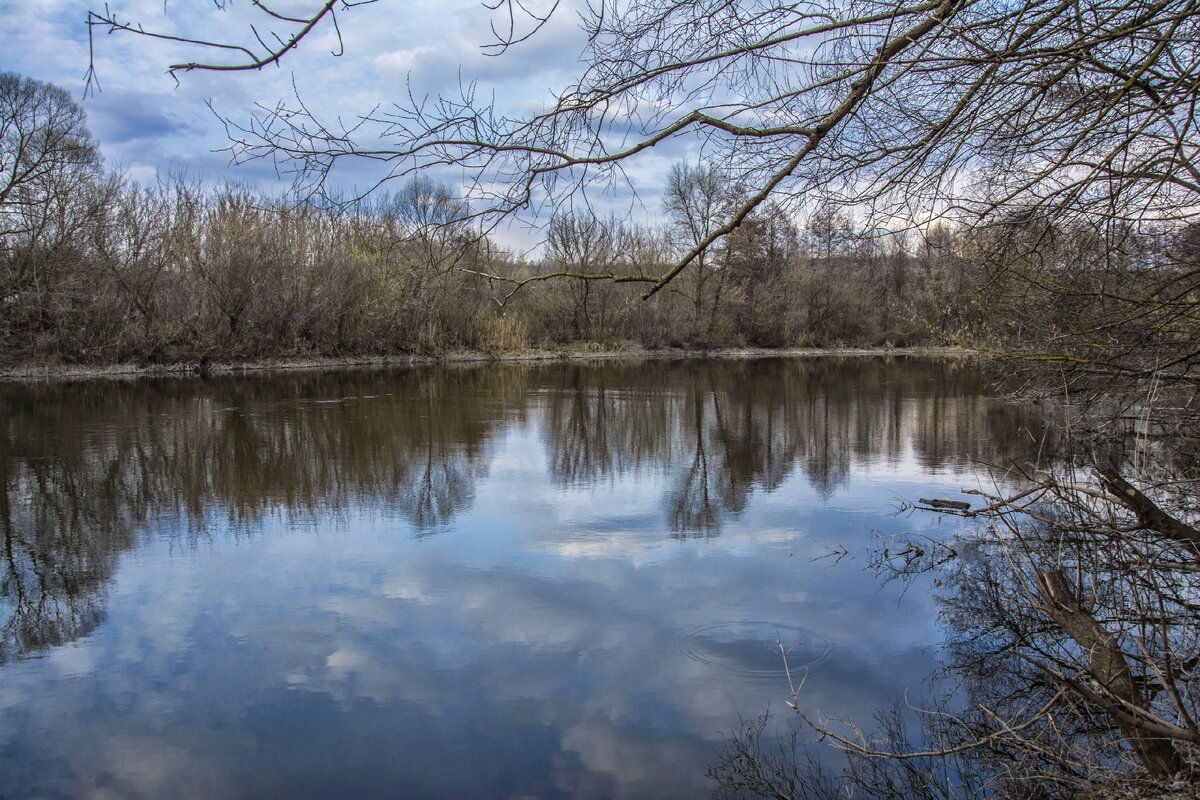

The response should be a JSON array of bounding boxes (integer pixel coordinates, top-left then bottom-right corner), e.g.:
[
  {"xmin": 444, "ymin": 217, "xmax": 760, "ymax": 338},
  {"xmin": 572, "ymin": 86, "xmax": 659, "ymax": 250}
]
[{"xmin": 6, "ymin": 71, "xmax": 1192, "ymax": 368}]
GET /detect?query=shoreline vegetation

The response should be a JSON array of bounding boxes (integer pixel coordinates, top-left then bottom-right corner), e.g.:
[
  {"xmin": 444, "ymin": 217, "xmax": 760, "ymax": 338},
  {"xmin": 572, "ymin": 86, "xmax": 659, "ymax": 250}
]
[
  {"xmin": 0, "ymin": 345, "xmax": 973, "ymax": 382},
  {"xmin": 8, "ymin": 69, "xmax": 1187, "ymax": 399},
  {"xmin": 1, "ymin": 72, "xmax": 1060, "ymax": 386}
]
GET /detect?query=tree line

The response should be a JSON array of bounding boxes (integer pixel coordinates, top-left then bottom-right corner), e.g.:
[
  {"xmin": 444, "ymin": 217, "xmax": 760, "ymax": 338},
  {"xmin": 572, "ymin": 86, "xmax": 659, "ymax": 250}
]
[{"xmin": 10, "ymin": 70, "xmax": 1194, "ymax": 369}]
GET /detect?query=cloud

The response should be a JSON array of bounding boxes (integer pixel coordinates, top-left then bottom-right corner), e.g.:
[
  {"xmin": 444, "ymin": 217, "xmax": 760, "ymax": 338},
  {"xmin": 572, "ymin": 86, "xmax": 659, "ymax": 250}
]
[
  {"xmin": 85, "ymin": 89, "xmax": 191, "ymax": 144},
  {"xmin": 0, "ymin": 0, "xmax": 670, "ymax": 225}
]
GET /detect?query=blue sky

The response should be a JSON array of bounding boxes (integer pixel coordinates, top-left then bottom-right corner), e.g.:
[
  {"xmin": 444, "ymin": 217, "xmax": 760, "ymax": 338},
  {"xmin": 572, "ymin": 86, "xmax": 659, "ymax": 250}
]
[{"xmin": 0, "ymin": 1, "xmax": 693, "ymax": 248}]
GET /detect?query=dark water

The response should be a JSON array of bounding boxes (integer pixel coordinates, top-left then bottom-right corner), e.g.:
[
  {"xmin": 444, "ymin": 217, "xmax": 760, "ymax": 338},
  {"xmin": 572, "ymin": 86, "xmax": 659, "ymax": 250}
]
[{"xmin": 0, "ymin": 357, "xmax": 1048, "ymax": 799}]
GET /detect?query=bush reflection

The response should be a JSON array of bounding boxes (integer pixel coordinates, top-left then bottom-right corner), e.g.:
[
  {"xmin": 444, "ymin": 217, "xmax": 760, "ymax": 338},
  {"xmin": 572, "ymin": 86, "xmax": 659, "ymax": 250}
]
[{"xmin": 1, "ymin": 357, "xmax": 1048, "ymax": 662}]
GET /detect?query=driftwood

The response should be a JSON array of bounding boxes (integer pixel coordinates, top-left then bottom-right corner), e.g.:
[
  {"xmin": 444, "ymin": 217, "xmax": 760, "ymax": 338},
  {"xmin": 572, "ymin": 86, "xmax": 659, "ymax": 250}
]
[
  {"xmin": 1096, "ymin": 467, "xmax": 1200, "ymax": 551},
  {"xmin": 919, "ymin": 497, "xmax": 971, "ymax": 511}
]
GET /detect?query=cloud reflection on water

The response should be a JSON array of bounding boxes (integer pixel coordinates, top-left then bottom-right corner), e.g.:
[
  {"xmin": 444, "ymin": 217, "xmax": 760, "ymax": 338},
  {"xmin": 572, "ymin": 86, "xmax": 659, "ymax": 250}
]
[{"xmin": 0, "ymin": 357, "xmax": 1051, "ymax": 797}]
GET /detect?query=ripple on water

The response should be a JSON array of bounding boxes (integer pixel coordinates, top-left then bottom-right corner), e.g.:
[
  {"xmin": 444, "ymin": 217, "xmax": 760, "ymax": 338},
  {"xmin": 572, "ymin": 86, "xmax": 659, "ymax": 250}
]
[{"xmin": 679, "ymin": 621, "xmax": 832, "ymax": 676}]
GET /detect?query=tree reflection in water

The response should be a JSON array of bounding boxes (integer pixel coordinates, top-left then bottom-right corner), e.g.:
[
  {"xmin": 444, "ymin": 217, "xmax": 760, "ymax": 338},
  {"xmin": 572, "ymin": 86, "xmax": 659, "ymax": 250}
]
[
  {"xmin": 2, "ymin": 358, "xmax": 1047, "ymax": 668},
  {"xmin": 0, "ymin": 368, "xmax": 511, "ymax": 663},
  {"xmin": 541, "ymin": 358, "xmax": 1050, "ymax": 536},
  {"xmin": 711, "ymin": 461, "xmax": 1200, "ymax": 798}
]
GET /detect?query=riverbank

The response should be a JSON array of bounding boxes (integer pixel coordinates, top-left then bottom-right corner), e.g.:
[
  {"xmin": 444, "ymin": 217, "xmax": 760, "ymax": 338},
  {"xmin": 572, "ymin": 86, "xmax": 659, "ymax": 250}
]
[{"xmin": 0, "ymin": 345, "xmax": 975, "ymax": 382}]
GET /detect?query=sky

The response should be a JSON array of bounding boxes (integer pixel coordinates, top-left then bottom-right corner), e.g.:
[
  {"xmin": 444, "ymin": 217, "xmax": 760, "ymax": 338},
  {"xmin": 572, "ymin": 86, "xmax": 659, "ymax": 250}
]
[{"xmin": 0, "ymin": 0, "xmax": 693, "ymax": 250}]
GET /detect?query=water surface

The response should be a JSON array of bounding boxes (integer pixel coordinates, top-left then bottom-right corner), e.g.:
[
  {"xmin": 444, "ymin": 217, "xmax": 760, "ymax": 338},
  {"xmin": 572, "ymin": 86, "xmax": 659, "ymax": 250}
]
[{"xmin": 0, "ymin": 357, "xmax": 1047, "ymax": 798}]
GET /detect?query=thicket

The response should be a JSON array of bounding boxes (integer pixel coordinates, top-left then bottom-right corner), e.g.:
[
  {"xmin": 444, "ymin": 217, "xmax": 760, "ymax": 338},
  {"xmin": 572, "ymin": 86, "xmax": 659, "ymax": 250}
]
[
  {"xmin": 3, "ymin": 71, "xmax": 1197, "ymax": 378},
  {"xmin": 12, "ymin": 70, "xmax": 1180, "ymax": 367}
]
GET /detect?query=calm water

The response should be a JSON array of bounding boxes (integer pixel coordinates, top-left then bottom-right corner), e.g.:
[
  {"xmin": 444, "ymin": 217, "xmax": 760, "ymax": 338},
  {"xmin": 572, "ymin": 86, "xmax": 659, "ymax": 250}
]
[{"xmin": 0, "ymin": 357, "xmax": 1047, "ymax": 799}]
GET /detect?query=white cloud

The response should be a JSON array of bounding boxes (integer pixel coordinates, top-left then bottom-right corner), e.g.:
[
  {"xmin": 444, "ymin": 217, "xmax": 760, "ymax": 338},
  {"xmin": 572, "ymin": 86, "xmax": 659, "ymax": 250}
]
[{"xmin": 0, "ymin": 0, "xmax": 678, "ymax": 227}]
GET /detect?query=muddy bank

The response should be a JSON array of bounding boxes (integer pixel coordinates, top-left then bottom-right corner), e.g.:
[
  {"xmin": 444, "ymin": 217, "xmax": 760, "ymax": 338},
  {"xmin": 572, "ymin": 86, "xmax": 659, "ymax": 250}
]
[{"xmin": 0, "ymin": 346, "xmax": 974, "ymax": 382}]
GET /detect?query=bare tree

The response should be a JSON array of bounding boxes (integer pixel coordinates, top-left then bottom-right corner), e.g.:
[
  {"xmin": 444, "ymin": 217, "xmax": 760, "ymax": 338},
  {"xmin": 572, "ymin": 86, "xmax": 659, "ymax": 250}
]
[
  {"xmin": 86, "ymin": 0, "xmax": 1200, "ymax": 303},
  {"xmin": 544, "ymin": 211, "xmax": 625, "ymax": 340},
  {"xmin": 377, "ymin": 176, "xmax": 478, "ymax": 346},
  {"xmin": 86, "ymin": 1, "xmax": 382, "ymax": 86},
  {"xmin": 663, "ymin": 161, "xmax": 739, "ymax": 339},
  {"xmin": 1, "ymin": 72, "xmax": 103, "ymax": 352},
  {"xmin": 0, "ymin": 72, "xmax": 99, "ymax": 233}
]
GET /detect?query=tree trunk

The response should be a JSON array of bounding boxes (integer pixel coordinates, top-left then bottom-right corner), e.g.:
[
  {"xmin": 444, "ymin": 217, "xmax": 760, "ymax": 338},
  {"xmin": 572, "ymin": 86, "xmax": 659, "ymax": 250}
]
[{"xmin": 1035, "ymin": 568, "xmax": 1183, "ymax": 777}]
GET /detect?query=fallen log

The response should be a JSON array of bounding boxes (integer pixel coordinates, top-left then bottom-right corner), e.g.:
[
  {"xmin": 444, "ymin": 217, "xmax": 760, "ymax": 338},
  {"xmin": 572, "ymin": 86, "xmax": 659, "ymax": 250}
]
[{"xmin": 919, "ymin": 497, "xmax": 971, "ymax": 511}]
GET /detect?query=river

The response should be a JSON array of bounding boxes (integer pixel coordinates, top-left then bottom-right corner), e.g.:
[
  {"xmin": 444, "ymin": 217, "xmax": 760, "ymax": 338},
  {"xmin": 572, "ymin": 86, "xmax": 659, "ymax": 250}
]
[{"xmin": 0, "ymin": 356, "xmax": 1049, "ymax": 798}]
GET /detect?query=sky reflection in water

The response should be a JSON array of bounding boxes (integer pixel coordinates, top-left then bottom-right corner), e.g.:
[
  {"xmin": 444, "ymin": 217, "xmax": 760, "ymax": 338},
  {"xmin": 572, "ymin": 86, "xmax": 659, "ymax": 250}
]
[{"xmin": 0, "ymin": 357, "xmax": 1050, "ymax": 798}]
